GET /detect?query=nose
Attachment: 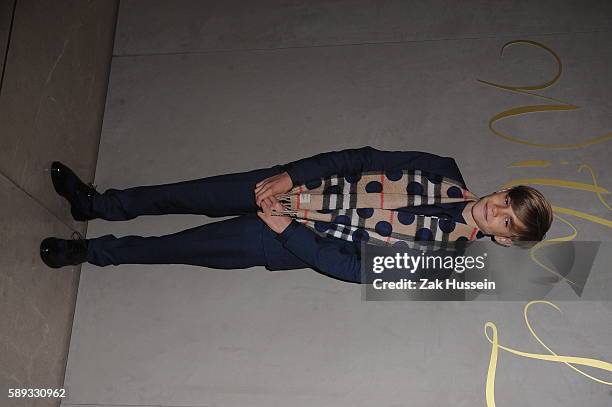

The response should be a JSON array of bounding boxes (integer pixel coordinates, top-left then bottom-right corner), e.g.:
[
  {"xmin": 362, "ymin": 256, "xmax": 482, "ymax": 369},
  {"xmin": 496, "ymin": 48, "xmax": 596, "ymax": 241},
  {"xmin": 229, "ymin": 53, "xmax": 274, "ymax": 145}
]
[{"xmin": 492, "ymin": 204, "xmax": 508, "ymax": 218}]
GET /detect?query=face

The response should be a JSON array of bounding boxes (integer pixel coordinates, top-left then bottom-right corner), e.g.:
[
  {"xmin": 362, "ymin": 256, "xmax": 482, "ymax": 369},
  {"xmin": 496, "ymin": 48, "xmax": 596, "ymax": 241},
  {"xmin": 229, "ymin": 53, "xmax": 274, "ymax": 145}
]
[{"xmin": 471, "ymin": 190, "xmax": 526, "ymax": 240}]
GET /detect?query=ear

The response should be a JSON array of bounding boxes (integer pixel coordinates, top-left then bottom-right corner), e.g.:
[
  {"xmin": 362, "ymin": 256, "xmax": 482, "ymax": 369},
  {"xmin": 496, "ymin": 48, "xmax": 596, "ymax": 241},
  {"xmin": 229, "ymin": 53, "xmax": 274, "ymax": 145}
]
[{"xmin": 493, "ymin": 235, "xmax": 513, "ymax": 247}]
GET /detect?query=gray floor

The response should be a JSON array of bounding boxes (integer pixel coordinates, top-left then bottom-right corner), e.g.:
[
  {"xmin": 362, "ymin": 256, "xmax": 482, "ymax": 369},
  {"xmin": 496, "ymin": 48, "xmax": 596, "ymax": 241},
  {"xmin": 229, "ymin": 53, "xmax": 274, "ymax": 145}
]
[
  {"xmin": 57, "ymin": 1, "xmax": 612, "ymax": 406},
  {"xmin": 1, "ymin": 1, "xmax": 117, "ymax": 406}
]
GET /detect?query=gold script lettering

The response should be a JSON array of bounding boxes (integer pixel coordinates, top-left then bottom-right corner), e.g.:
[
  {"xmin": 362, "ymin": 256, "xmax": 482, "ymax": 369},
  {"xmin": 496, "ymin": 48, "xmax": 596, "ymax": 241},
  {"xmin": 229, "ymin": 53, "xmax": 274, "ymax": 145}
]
[
  {"xmin": 477, "ymin": 39, "xmax": 612, "ymax": 149},
  {"xmin": 484, "ymin": 301, "xmax": 612, "ymax": 406}
]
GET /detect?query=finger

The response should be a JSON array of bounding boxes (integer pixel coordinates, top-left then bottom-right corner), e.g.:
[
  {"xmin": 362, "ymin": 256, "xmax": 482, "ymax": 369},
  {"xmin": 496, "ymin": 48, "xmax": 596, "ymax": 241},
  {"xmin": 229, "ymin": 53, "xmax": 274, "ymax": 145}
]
[
  {"xmin": 255, "ymin": 180, "xmax": 269, "ymax": 193},
  {"xmin": 269, "ymin": 195, "xmax": 283, "ymax": 208},
  {"xmin": 268, "ymin": 198, "xmax": 279, "ymax": 215},
  {"xmin": 261, "ymin": 199, "xmax": 271, "ymax": 214},
  {"xmin": 270, "ymin": 196, "xmax": 283, "ymax": 209},
  {"xmin": 255, "ymin": 184, "xmax": 268, "ymax": 198},
  {"xmin": 257, "ymin": 189, "xmax": 271, "ymax": 206}
]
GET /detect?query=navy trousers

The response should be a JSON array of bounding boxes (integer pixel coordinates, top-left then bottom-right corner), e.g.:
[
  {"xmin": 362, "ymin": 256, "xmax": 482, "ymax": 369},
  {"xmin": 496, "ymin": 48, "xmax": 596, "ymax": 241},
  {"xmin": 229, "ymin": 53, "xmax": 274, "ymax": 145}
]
[{"xmin": 85, "ymin": 164, "xmax": 311, "ymax": 271}]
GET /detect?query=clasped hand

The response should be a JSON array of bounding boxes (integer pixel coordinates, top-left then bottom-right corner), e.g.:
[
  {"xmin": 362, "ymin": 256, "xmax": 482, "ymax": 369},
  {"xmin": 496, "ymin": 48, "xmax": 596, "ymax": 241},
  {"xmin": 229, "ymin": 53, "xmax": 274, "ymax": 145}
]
[{"xmin": 254, "ymin": 172, "xmax": 293, "ymax": 234}]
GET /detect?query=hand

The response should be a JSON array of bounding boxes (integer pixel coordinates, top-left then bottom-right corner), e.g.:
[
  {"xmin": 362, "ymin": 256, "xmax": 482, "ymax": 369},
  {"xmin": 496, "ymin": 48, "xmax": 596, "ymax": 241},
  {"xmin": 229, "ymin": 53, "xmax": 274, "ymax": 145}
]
[
  {"xmin": 257, "ymin": 195, "xmax": 293, "ymax": 234},
  {"xmin": 254, "ymin": 171, "xmax": 293, "ymax": 208}
]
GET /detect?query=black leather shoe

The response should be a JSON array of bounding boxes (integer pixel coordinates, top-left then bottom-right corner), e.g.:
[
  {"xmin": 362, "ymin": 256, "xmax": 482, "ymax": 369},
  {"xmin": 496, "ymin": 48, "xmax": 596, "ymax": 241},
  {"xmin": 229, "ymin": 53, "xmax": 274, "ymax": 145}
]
[
  {"xmin": 40, "ymin": 231, "xmax": 89, "ymax": 268},
  {"xmin": 50, "ymin": 161, "xmax": 100, "ymax": 221}
]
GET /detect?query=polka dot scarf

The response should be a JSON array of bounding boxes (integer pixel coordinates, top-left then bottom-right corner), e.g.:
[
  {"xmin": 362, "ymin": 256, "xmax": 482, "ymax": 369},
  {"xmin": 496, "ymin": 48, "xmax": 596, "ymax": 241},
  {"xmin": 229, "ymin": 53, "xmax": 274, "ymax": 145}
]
[{"xmin": 274, "ymin": 169, "xmax": 482, "ymax": 251}]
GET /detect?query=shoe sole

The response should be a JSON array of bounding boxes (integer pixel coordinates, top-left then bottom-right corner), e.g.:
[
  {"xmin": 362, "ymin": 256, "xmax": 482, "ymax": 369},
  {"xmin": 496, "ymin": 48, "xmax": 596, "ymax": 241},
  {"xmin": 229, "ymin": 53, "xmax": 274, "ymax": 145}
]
[
  {"xmin": 40, "ymin": 238, "xmax": 62, "ymax": 268},
  {"xmin": 50, "ymin": 161, "xmax": 92, "ymax": 221},
  {"xmin": 40, "ymin": 237, "xmax": 88, "ymax": 268}
]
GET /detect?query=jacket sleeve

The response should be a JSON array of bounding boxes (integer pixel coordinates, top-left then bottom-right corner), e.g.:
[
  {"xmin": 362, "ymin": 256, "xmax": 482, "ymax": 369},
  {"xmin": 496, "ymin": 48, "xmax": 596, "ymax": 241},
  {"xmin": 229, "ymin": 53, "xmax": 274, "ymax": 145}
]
[
  {"xmin": 281, "ymin": 146, "xmax": 462, "ymax": 187},
  {"xmin": 274, "ymin": 220, "xmax": 362, "ymax": 284}
]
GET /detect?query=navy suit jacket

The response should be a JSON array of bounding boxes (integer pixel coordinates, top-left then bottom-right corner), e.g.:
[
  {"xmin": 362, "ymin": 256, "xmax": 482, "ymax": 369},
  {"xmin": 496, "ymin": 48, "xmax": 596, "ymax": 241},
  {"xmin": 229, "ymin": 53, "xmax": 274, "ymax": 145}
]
[{"xmin": 268, "ymin": 146, "xmax": 468, "ymax": 283}]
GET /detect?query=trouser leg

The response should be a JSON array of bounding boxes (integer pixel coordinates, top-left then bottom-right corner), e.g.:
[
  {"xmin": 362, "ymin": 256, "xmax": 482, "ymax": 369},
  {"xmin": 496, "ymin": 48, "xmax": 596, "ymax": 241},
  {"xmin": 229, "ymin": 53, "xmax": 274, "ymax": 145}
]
[
  {"xmin": 91, "ymin": 165, "xmax": 286, "ymax": 221},
  {"xmin": 86, "ymin": 214, "xmax": 268, "ymax": 268}
]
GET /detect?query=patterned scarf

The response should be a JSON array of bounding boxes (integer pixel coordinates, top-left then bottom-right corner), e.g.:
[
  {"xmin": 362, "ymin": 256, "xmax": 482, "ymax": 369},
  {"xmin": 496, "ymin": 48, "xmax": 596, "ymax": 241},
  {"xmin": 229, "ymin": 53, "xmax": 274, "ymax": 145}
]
[{"xmin": 273, "ymin": 169, "xmax": 481, "ymax": 251}]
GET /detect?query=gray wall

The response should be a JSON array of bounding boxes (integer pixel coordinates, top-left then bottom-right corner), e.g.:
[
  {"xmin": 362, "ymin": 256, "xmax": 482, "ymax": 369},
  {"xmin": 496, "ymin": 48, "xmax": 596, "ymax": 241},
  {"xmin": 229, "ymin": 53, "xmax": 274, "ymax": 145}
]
[
  {"xmin": 0, "ymin": 0, "xmax": 15, "ymax": 82},
  {"xmin": 0, "ymin": 1, "xmax": 118, "ymax": 405}
]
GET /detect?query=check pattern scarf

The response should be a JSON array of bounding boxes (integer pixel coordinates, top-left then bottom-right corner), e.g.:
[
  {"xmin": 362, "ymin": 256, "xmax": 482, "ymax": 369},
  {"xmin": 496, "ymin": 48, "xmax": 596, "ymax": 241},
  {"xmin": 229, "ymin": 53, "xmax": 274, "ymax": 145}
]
[{"xmin": 273, "ymin": 169, "xmax": 481, "ymax": 251}]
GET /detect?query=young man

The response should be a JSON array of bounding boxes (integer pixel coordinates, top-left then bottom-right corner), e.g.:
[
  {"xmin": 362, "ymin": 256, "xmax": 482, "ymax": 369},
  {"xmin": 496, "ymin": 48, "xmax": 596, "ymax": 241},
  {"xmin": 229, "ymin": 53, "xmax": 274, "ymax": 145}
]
[{"xmin": 40, "ymin": 146, "xmax": 553, "ymax": 283}]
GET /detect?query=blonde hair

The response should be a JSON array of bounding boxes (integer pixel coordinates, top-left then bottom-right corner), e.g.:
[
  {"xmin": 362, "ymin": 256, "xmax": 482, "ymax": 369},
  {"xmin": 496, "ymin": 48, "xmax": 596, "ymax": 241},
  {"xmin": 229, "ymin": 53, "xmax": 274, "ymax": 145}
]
[{"xmin": 507, "ymin": 185, "xmax": 553, "ymax": 249}]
